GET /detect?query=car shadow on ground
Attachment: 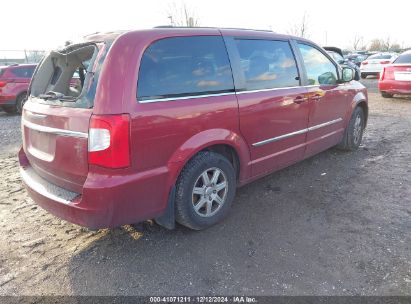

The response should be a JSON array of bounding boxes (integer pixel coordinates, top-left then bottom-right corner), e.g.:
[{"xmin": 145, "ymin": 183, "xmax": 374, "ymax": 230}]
[{"xmin": 66, "ymin": 143, "xmax": 406, "ymax": 295}]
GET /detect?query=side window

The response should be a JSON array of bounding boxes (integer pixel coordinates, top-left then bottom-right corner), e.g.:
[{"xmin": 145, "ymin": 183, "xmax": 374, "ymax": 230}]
[
  {"xmin": 12, "ymin": 67, "xmax": 35, "ymax": 78},
  {"xmin": 235, "ymin": 39, "xmax": 299, "ymax": 91},
  {"xmin": 137, "ymin": 36, "xmax": 234, "ymax": 101},
  {"xmin": 298, "ymin": 43, "xmax": 338, "ymax": 85}
]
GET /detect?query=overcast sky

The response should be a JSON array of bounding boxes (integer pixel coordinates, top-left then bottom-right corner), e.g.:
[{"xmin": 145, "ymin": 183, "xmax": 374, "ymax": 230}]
[{"xmin": 2, "ymin": 0, "xmax": 410, "ymax": 52}]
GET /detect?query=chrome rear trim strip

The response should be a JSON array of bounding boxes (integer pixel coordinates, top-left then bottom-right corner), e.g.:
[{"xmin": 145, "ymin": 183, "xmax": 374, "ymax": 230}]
[
  {"xmin": 252, "ymin": 118, "xmax": 343, "ymax": 147},
  {"xmin": 22, "ymin": 118, "xmax": 88, "ymax": 139}
]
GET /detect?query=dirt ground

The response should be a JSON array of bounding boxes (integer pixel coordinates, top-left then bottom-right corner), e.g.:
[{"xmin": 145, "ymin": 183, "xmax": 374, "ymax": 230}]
[{"xmin": 0, "ymin": 91, "xmax": 410, "ymax": 296}]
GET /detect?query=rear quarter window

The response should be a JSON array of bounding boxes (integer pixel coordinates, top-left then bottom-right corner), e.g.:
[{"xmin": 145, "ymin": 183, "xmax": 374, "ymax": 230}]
[{"xmin": 137, "ymin": 36, "xmax": 234, "ymax": 102}]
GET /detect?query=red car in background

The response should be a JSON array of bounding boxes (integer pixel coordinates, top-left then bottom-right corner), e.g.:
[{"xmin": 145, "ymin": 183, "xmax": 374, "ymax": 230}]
[
  {"xmin": 0, "ymin": 64, "xmax": 36, "ymax": 114},
  {"xmin": 379, "ymin": 50, "xmax": 411, "ymax": 98}
]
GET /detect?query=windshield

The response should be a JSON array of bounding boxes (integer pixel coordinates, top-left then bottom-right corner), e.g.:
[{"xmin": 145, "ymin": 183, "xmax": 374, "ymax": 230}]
[{"xmin": 29, "ymin": 42, "xmax": 110, "ymax": 108}]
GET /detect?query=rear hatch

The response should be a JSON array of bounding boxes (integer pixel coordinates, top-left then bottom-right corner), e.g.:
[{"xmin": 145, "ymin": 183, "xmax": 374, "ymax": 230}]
[{"xmin": 22, "ymin": 42, "xmax": 110, "ymax": 193}]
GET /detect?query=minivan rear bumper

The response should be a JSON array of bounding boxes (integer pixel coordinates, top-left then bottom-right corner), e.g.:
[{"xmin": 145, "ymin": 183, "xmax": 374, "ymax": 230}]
[{"xmin": 19, "ymin": 148, "xmax": 169, "ymax": 229}]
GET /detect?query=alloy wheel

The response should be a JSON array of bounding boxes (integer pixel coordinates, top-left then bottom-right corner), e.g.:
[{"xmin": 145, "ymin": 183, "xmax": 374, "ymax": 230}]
[{"xmin": 192, "ymin": 167, "xmax": 228, "ymax": 217}]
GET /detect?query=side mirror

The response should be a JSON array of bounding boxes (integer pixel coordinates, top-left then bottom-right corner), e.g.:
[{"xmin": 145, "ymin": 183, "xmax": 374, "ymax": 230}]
[{"xmin": 341, "ymin": 67, "xmax": 354, "ymax": 82}]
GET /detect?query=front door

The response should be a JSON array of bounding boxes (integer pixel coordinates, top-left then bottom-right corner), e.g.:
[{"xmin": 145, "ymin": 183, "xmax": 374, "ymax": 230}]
[
  {"xmin": 230, "ymin": 38, "xmax": 310, "ymax": 177},
  {"xmin": 296, "ymin": 43, "xmax": 349, "ymax": 158}
]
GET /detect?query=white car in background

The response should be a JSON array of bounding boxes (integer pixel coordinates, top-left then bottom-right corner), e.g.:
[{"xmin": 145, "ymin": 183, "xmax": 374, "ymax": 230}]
[{"xmin": 360, "ymin": 53, "xmax": 398, "ymax": 79}]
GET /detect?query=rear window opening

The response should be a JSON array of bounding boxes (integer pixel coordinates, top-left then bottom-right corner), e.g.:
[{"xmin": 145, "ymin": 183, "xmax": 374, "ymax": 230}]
[{"xmin": 30, "ymin": 43, "xmax": 101, "ymax": 108}]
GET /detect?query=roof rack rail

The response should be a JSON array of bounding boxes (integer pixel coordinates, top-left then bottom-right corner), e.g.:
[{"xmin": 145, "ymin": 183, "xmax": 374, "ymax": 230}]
[{"xmin": 154, "ymin": 26, "xmax": 273, "ymax": 32}]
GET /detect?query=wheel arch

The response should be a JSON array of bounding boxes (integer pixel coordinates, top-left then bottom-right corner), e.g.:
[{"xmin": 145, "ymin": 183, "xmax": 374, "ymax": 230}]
[
  {"xmin": 350, "ymin": 91, "xmax": 368, "ymax": 127},
  {"xmin": 167, "ymin": 128, "xmax": 251, "ymax": 188},
  {"xmin": 156, "ymin": 129, "xmax": 251, "ymax": 229}
]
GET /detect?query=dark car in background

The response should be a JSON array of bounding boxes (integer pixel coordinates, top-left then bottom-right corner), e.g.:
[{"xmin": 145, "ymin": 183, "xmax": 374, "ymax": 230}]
[
  {"xmin": 345, "ymin": 53, "xmax": 369, "ymax": 67},
  {"xmin": 324, "ymin": 47, "xmax": 360, "ymax": 80},
  {"xmin": 0, "ymin": 64, "xmax": 36, "ymax": 114}
]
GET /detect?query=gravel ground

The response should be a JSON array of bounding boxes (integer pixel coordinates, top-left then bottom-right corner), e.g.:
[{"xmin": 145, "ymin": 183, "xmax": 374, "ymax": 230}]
[
  {"xmin": 0, "ymin": 112, "xmax": 21, "ymax": 157},
  {"xmin": 0, "ymin": 91, "xmax": 410, "ymax": 296},
  {"xmin": 361, "ymin": 76, "xmax": 379, "ymax": 93}
]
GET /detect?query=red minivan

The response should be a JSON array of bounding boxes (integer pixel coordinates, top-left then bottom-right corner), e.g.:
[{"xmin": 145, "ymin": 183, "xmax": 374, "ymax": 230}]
[{"xmin": 19, "ymin": 28, "xmax": 368, "ymax": 230}]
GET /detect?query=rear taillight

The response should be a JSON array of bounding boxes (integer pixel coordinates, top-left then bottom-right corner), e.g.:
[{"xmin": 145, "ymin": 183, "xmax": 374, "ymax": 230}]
[
  {"xmin": 88, "ymin": 114, "xmax": 131, "ymax": 169},
  {"xmin": 0, "ymin": 81, "xmax": 7, "ymax": 87},
  {"xmin": 380, "ymin": 60, "xmax": 390, "ymax": 64},
  {"xmin": 361, "ymin": 61, "xmax": 368, "ymax": 65}
]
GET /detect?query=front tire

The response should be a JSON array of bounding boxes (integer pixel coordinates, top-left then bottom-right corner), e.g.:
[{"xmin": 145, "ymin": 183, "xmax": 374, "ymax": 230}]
[
  {"xmin": 175, "ymin": 151, "xmax": 236, "ymax": 230},
  {"xmin": 338, "ymin": 107, "xmax": 365, "ymax": 151}
]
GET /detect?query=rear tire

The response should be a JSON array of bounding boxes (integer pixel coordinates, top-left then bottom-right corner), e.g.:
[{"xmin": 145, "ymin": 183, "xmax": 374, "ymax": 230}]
[
  {"xmin": 337, "ymin": 107, "xmax": 365, "ymax": 151},
  {"xmin": 381, "ymin": 92, "xmax": 393, "ymax": 98},
  {"xmin": 175, "ymin": 151, "xmax": 236, "ymax": 230},
  {"xmin": 16, "ymin": 93, "xmax": 27, "ymax": 114}
]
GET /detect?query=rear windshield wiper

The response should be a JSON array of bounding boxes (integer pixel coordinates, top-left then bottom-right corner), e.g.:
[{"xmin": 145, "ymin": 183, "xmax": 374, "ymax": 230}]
[{"xmin": 38, "ymin": 91, "xmax": 76, "ymax": 101}]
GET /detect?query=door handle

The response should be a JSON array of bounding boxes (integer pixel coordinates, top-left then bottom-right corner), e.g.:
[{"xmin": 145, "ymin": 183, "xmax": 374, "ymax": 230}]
[{"xmin": 293, "ymin": 96, "xmax": 308, "ymax": 104}]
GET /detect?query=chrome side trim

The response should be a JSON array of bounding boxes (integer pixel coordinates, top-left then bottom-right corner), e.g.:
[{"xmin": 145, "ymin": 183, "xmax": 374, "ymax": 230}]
[
  {"xmin": 307, "ymin": 118, "xmax": 343, "ymax": 131},
  {"xmin": 22, "ymin": 118, "xmax": 88, "ymax": 139},
  {"xmin": 252, "ymin": 118, "xmax": 343, "ymax": 147},
  {"xmin": 138, "ymin": 92, "xmax": 236, "ymax": 103},
  {"xmin": 20, "ymin": 167, "xmax": 79, "ymax": 205},
  {"xmin": 137, "ymin": 84, "xmax": 332, "ymax": 103},
  {"xmin": 253, "ymin": 128, "xmax": 308, "ymax": 147},
  {"xmin": 236, "ymin": 86, "xmax": 301, "ymax": 95}
]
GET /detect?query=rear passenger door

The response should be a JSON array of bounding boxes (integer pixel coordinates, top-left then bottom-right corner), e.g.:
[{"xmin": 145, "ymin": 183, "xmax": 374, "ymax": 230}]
[{"xmin": 226, "ymin": 37, "xmax": 310, "ymax": 177}]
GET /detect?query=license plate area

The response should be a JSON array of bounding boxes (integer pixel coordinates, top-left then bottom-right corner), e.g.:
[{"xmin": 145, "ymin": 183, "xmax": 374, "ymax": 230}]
[
  {"xmin": 27, "ymin": 129, "xmax": 55, "ymax": 162},
  {"xmin": 394, "ymin": 72, "xmax": 411, "ymax": 81}
]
